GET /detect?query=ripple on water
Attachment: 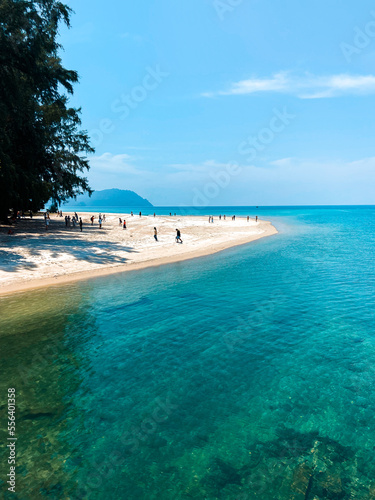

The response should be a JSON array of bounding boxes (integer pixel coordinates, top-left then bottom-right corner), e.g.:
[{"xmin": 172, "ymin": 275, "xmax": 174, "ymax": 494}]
[{"xmin": 1, "ymin": 207, "xmax": 375, "ymax": 498}]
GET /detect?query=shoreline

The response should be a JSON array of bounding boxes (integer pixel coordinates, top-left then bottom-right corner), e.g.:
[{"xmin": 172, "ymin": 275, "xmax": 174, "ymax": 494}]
[{"xmin": 0, "ymin": 213, "xmax": 277, "ymax": 296}]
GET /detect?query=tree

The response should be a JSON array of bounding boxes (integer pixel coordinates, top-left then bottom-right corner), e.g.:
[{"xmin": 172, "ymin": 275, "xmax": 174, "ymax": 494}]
[{"xmin": 0, "ymin": 0, "xmax": 94, "ymax": 221}]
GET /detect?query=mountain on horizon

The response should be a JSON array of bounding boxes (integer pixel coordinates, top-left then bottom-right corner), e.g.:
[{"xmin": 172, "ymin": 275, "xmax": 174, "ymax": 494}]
[{"xmin": 63, "ymin": 189, "xmax": 153, "ymax": 207}]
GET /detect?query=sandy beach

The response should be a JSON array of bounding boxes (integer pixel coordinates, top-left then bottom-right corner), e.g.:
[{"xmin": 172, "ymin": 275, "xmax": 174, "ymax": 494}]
[{"xmin": 0, "ymin": 212, "xmax": 277, "ymax": 295}]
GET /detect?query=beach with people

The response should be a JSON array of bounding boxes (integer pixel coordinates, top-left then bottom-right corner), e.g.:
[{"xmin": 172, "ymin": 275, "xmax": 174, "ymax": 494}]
[{"xmin": 0, "ymin": 211, "xmax": 277, "ymax": 295}]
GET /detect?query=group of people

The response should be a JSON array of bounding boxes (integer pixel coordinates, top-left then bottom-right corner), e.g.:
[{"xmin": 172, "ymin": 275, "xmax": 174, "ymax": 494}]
[
  {"xmin": 215, "ymin": 214, "xmax": 258, "ymax": 222},
  {"xmin": 89, "ymin": 213, "xmax": 106, "ymax": 228},
  {"xmin": 210, "ymin": 214, "xmax": 255, "ymax": 223},
  {"xmin": 64, "ymin": 213, "xmax": 83, "ymax": 231},
  {"xmin": 14, "ymin": 210, "xmax": 259, "ymax": 246},
  {"xmin": 43, "ymin": 210, "xmax": 258, "ymax": 236},
  {"xmin": 119, "ymin": 218, "xmax": 127, "ymax": 229},
  {"xmin": 56, "ymin": 210, "xmax": 258, "ymax": 241},
  {"xmin": 16, "ymin": 210, "xmax": 33, "ymax": 219}
]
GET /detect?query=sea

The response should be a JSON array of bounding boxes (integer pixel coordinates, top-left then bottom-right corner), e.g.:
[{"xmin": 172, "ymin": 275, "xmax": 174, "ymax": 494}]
[{"xmin": 1, "ymin": 206, "xmax": 375, "ymax": 499}]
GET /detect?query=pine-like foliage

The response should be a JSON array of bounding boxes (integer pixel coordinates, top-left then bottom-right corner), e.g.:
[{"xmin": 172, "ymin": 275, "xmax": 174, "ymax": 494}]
[{"xmin": 0, "ymin": 0, "xmax": 94, "ymax": 220}]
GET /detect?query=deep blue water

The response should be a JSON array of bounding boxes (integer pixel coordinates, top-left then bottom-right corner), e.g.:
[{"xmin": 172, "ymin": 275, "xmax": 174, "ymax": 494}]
[{"xmin": 1, "ymin": 206, "xmax": 375, "ymax": 499}]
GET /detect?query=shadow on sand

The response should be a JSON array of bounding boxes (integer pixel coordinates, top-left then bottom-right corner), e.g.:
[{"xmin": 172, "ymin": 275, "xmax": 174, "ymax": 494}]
[{"xmin": 0, "ymin": 218, "xmax": 138, "ymax": 272}]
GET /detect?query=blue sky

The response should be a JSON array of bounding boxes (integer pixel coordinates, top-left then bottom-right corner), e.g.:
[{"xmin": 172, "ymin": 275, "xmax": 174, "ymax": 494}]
[{"xmin": 60, "ymin": 0, "xmax": 375, "ymax": 206}]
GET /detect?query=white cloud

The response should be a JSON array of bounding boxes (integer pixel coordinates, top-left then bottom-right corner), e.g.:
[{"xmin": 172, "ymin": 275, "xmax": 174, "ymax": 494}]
[
  {"xmin": 86, "ymin": 153, "xmax": 375, "ymax": 206},
  {"xmin": 160, "ymin": 156, "xmax": 375, "ymax": 205},
  {"xmin": 253, "ymin": 156, "xmax": 375, "ymax": 204},
  {"xmin": 87, "ymin": 153, "xmax": 157, "ymax": 197},
  {"xmin": 90, "ymin": 153, "xmax": 142, "ymax": 176},
  {"xmin": 269, "ymin": 157, "xmax": 294, "ymax": 167},
  {"xmin": 169, "ymin": 160, "xmax": 229, "ymax": 172},
  {"xmin": 203, "ymin": 72, "xmax": 375, "ymax": 99}
]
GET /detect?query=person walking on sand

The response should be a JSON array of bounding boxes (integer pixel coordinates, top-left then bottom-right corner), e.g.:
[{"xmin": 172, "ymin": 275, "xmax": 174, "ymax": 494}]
[
  {"xmin": 119, "ymin": 218, "xmax": 122, "ymax": 225},
  {"xmin": 255, "ymin": 216, "xmax": 258, "ymax": 222},
  {"xmin": 99, "ymin": 216, "xmax": 102, "ymax": 229},
  {"xmin": 247, "ymin": 216, "xmax": 249, "ymax": 222},
  {"xmin": 91, "ymin": 216, "xmax": 94, "ymax": 225},
  {"xmin": 123, "ymin": 220, "xmax": 127, "ymax": 229},
  {"xmin": 154, "ymin": 227, "xmax": 158, "ymax": 241},
  {"xmin": 176, "ymin": 229, "xmax": 183, "ymax": 243},
  {"xmin": 139, "ymin": 211, "xmax": 142, "ymax": 217},
  {"xmin": 79, "ymin": 218, "xmax": 83, "ymax": 232}
]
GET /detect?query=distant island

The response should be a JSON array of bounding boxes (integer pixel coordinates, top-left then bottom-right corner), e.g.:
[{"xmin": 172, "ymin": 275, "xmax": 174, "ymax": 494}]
[{"xmin": 63, "ymin": 189, "xmax": 153, "ymax": 208}]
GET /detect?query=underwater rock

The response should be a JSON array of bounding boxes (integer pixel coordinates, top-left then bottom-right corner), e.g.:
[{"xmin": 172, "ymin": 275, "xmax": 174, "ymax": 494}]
[
  {"xmin": 202, "ymin": 457, "xmax": 242, "ymax": 492},
  {"xmin": 240, "ymin": 427, "xmax": 372, "ymax": 498},
  {"xmin": 318, "ymin": 472, "xmax": 343, "ymax": 495},
  {"xmin": 290, "ymin": 463, "xmax": 313, "ymax": 500},
  {"xmin": 369, "ymin": 483, "xmax": 375, "ymax": 498}
]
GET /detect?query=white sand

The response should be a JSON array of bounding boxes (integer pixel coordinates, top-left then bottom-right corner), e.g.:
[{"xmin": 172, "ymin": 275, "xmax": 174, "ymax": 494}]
[{"xmin": 0, "ymin": 212, "xmax": 277, "ymax": 294}]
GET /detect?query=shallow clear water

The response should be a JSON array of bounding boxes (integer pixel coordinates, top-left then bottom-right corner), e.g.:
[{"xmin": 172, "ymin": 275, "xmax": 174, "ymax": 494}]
[{"xmin": 1, "ymin": 207, "xmax": 375, "ymax": 499}]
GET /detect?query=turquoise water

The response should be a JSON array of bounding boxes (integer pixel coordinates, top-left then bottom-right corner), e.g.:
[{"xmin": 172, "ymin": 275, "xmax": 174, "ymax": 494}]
[{"xmin": 1, "ymin": 206, "xmax": 375, "ymax": 499}]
